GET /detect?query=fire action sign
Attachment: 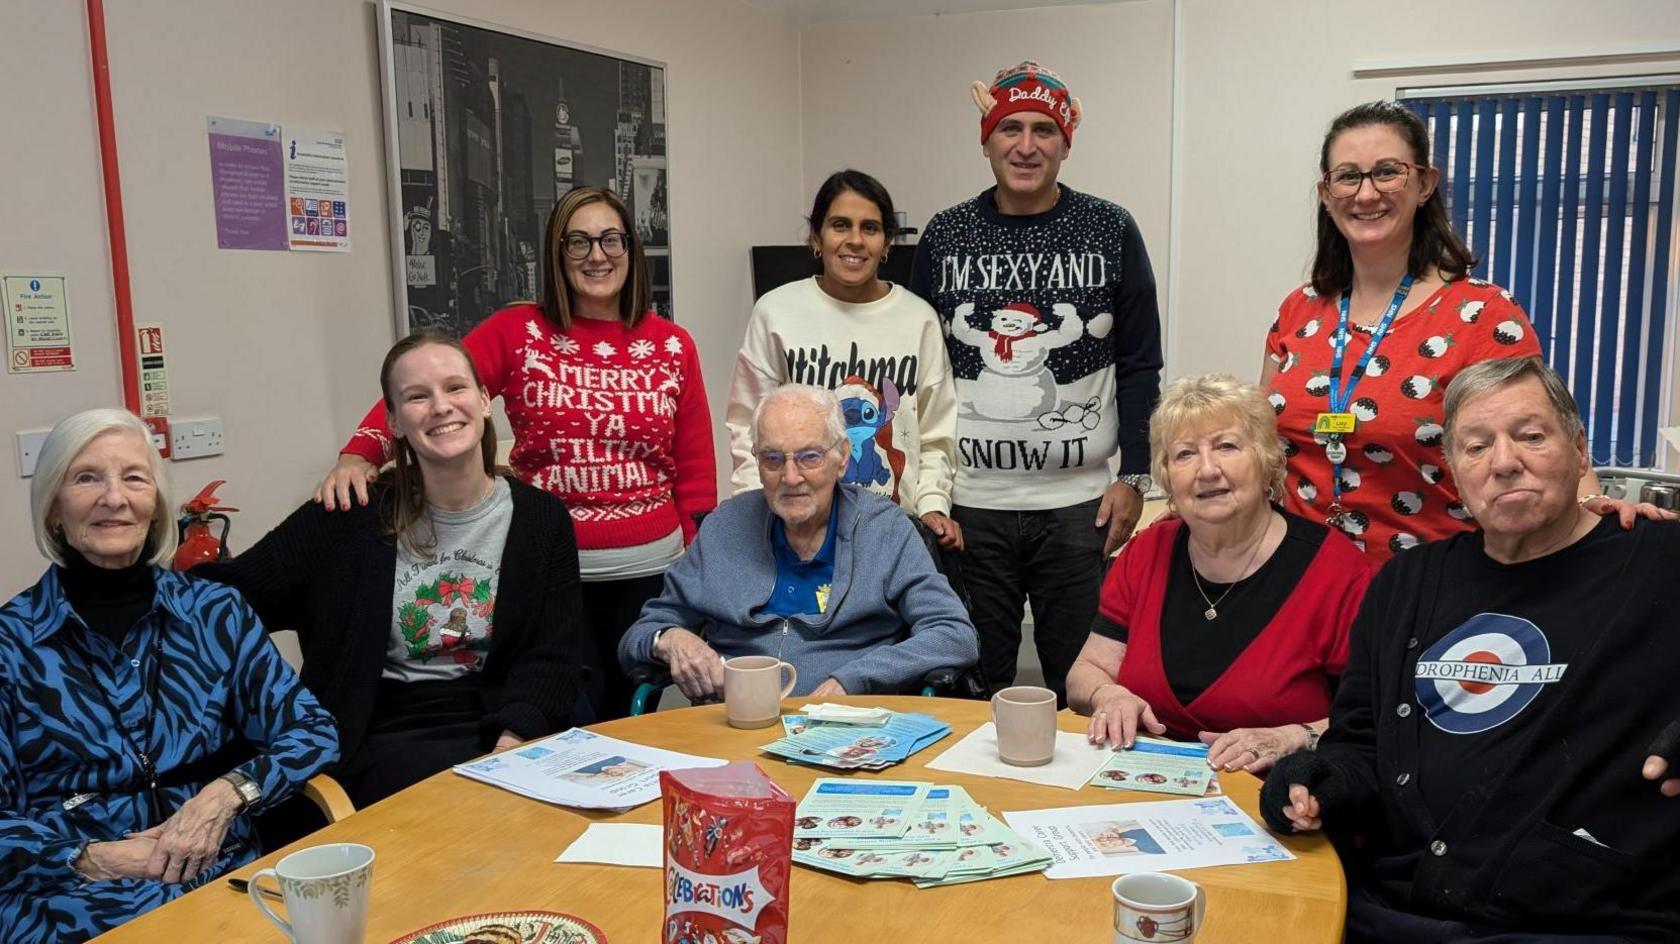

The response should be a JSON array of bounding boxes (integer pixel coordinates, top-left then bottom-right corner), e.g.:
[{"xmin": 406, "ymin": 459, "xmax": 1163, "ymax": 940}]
[{"xmin": 3, "ymin": 273, "xmax": 74, "ymax": 373}]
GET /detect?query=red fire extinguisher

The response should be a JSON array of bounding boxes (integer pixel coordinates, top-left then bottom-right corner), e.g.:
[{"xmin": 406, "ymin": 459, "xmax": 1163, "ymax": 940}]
[{"xmin": 173, "ymin": 480, "xmax": 238, "ymax": 570}]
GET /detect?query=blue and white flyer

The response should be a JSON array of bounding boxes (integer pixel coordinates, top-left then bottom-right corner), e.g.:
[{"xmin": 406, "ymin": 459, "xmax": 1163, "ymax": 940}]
[{"xmin": 1003, "ymin": 796, "xmax": 1293, "ymax": 879}]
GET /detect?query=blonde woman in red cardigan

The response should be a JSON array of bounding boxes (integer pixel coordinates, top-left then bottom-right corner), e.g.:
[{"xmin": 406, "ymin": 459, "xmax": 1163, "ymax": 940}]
[
  {"xmin": 1066, "ymin": 375, "xmax": 1373, "ymax": 774},
  {"xmin": 314, "ymin": 187, "xmax": 716, "ymax": 720}
]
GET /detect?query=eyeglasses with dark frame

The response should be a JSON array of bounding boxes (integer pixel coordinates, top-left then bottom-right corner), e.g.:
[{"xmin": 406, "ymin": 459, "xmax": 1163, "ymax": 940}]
[
  {"xmin": 755, "ymin": 439, "xmax": 843, "ymax": 472},
  {"xmin": 1321, "ymin": 160, "xmax": 1425, "ymax": 199},
  {"xmin": 561, "ymin": 230, "xmax": 630, "ymax": 260}
]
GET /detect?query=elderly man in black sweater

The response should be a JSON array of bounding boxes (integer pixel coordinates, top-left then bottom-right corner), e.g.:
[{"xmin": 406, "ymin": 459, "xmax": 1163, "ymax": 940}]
[{"xmin": 1262, "ymin": 357, "xmax": 1680, "ymax": 944}]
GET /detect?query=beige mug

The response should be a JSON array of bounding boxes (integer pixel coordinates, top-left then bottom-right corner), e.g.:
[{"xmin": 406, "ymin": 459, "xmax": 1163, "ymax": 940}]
[
  {"xmin": 724, "ymin": 655, "xmax": 797, "ymax": 728},
  {"xmin": 248, "ymin": 842, "xmax": 375, "ymax": 944},
  {"xmin": 1112, "ymin": 872, "xmax": 1206, "ymax": 943},
  {"xmin": 991, "ymin": 685, "xmax": 1057, "ymax": 766}
]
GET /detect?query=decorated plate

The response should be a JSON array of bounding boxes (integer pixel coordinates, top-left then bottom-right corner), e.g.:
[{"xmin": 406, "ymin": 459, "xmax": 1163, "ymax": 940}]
[{"xmin": 390, "ymin": 910, "xmax": 607, "ymax": 944}]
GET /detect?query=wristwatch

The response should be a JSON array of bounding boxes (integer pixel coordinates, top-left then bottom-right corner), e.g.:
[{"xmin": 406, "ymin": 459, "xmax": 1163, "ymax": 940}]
[
  {"xmin": 218, "ymin": 771, "xmax": 262, "ymax": 811},
  {"xmin": 1118, "ymin": 473, "xmax": 1153, "ymax": 496}
]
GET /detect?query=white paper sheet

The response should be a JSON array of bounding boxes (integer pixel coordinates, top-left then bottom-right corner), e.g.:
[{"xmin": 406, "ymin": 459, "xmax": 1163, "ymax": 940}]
[
  {"xmin": 453, "ymin": 728, "xmax": 725, "ymax": 810},
  {"xmin": 798, "ymin": 703, "xmax": 893, "ymax": 725},
  {"xmin": 555, "ymin": 823, "xmax": 664, "ymax": 868},
  {"xmin": 1003, "ymin": 796, "xmax": 1293, "ymax": 879},
  {"xmin": 923, "ymin": 722, "xmax": 1111, "ymax": 790}
]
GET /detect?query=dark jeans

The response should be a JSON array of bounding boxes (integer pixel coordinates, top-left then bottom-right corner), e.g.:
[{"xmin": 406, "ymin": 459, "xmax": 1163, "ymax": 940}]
[
  {"xmin": 581, "ymin": 573, "xmax": 667, "ymax": 721},
  {"xmin": 952, "ymin": 498, "xmax": 1108, "ymax": 707},
  {"xmin": 1347, "ymin": 882, "xmax": 1634, "ymax": 944}
]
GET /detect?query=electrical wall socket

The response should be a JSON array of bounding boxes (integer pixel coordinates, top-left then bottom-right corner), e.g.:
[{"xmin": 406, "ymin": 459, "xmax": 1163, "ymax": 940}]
[
  {"xmin": 15, "ymin": 429, "xmax": 50, "ymax": 478},
  {"xmin": 170, "ymin": 416, "xmax": 226, "ymax": 460}
]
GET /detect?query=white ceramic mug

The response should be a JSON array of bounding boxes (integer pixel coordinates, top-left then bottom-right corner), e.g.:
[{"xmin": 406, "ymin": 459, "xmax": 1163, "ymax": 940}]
[
  {"xmin": 248, "ymin": 842, "xmax": 375, "ymax": 944},
  {"xmin": 1112, "ymin": 872, "xmax": 1206, "ymax": 943},
  {"xmin": 723, "ymin": 655, "xmax": 798, "ymax": 728},
  {"xmin": 991, "ymin": 685, "xmax": 1057, "ymax": 766}
]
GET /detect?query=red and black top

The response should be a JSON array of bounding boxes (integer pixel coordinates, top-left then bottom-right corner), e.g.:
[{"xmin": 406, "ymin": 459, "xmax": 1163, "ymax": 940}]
[
  {"xmin": 1265, "ymin": 278, "xmax": 1542, "ymax": 562},
  {"xmin": 1094, "ymin": 514, "xmax": 1372, "ymax": 739}
]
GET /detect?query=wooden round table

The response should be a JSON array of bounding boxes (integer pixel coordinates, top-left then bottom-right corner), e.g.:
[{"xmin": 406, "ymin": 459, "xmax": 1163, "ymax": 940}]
[{"xmin": 93, "ymin": 696, "xmax": 1345, "ymax": 942}]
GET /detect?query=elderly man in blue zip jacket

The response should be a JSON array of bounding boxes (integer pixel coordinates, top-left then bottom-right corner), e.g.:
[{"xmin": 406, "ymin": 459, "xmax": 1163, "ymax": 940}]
[{"xmin": 620, "ymin": 384, "xmax": 978, "ymax": 698}]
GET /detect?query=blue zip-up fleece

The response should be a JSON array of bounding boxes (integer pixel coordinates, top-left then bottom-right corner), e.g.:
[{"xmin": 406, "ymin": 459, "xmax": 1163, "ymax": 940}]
[{"xmin": 619, "ymin": 485, "xmax": 978, "ymax": 695}]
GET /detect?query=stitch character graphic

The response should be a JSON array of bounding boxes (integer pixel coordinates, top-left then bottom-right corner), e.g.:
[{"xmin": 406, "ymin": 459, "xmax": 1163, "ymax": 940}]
[
  {"xmin": 835, "ymin": 375, "xmax": 906, "ymax": 501},
  {"xmin": 948, "ymin": 300, "xmax": 1113, "ymax": 421}
]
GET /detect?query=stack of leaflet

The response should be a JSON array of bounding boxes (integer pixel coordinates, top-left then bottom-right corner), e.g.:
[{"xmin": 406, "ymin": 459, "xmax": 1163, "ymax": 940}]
[
  {"xmin": 790, "ymin": 779, "xmax": 1052, "ymax": 887},
  {"xmin": 761, "ymin": 712, "xmax": 950, "ymax": 771},
  {"xmin": 1087, "ymin": 737, "xmax": 1218, "ymax": 796}
]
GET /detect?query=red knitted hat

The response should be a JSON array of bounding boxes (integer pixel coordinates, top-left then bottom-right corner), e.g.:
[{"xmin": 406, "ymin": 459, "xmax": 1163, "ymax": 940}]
[
  {"xmin": 975, "ymin": 61, "xmax": 1079, "ymax": 145},
  {"xmin": 999, "ymin": 301, "xmax": 1042, "ymax": 321}
]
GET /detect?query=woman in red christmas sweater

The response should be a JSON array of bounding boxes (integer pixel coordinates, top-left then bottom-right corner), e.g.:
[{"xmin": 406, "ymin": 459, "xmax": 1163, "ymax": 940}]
[
  {"xmin": 316, "ymin": 187, "xmax": 716, "ymax": 719},
  {"xmin": 1067, "ymin": 375, "xmax": 1373, "ymax": 774},
  {"xmin": 1263, "ymin": 101, "xmax": 1663, "ymax": 563}
]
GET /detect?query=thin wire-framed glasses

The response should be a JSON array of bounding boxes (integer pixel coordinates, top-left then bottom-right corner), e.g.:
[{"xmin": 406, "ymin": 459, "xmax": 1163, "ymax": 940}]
[
  {"xmin": 562, "ymin": 230, "xmax": 629, "ymax": 260},
  {"xmin": 756, "ymin": 439, "xmax": 842, "ymax": 472},
  {"xmin": 1322, "ymin": 161, "xmax": 1423, "ymax": 199}
]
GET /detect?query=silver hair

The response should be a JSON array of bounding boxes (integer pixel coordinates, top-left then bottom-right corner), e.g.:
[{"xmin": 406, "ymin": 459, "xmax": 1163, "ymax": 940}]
[
  {"xmin": 31, "ymin": 408, "xmax": 177, "ymax": 567},
  {"xmin": 1442, "ymin": 357, "xmax": 1585, "ymax": 454},
  {"xmin": 751, "ymin": 383, "xmax": 847, "ymax": 447}
]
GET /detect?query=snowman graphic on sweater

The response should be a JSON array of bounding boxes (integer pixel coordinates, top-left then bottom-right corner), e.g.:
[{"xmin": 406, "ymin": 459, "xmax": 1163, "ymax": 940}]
[{"xmin": 948, "ymin": 300, "xmax": 1113, "ymax": 421}]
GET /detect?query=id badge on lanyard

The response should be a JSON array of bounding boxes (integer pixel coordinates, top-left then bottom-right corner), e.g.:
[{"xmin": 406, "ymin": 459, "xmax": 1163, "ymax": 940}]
[{"xmin": 1322, "ymin": 275, "xmax": 1413, "ymax": 525}]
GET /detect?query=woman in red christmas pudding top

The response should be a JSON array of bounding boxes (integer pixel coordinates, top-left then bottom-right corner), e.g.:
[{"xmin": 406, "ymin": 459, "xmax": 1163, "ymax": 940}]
[
  {"xmin": 1262, "ymin": 101, "xmax": 1664, "ymax": 563},
  {"xmin": 316, "ymin": 186, "xmax": 716, "ymax": 719}
]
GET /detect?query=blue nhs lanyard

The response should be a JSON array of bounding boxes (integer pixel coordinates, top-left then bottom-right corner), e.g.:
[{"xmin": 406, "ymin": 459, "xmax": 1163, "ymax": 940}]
[{"xmin": 1326, "ymin": 274, "xmax": 1414, "ymax": 510}]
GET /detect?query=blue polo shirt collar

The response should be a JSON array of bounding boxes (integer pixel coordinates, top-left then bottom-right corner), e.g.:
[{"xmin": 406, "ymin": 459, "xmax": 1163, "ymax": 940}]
[{"xmin": 765, "ymin": 492, "xmax": 841, "ymax": 617}]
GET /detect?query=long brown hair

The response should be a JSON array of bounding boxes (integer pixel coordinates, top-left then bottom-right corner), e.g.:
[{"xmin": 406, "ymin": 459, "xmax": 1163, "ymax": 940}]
[
  {"xmin": 539, "ymin": 186, "xmax": 652, "ymax": 329},
  {"xmin": 378, "ymin": 330, "xmax": 498, "ymax": 554},
  {"xmin": 1310, "ymin": 101, "xmax": 1476, "ymax": 297}
]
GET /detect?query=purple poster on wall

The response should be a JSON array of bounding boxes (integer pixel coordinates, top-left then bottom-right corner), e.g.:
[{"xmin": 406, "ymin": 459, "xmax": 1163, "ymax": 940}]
[{"xmin": 207, "ymin": 116, "xmax": 286, "ymax": 250}]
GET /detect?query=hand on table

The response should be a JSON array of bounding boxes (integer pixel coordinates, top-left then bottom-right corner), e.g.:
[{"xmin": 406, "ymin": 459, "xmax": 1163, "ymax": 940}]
[
  {"xmin": 655, "ymin": 627, "xmax": 725, "ymax": 700},
  {"xmin": 920, "ymin": 511, "xmax": 964, "ymax": 551},
  {"xmin": 494, "ymin": 730, "xmax": 523, "ymax": 752},
  {"xmin": 135, "ymin": 778, "xmax": 244, "ymax": 883},
  {"xmin": 1198, "ymin": 725, "xmax": 1311, "ymax": 774},
  {"xmin": 313, "ymin": 454, "xmax": 378, "ymax": 511},
  {"xmin": 1085, "ymin": 683, "xmax": 1165, "ymax": 749},
  {"xmin": 1096, "ymin": 480, "xmax": 1144, "ymax": 556}
]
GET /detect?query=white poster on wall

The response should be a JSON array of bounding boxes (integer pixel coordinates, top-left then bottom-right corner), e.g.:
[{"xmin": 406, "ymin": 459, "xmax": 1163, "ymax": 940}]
[
  {"xmin": 2, "ymin": 273, "xmax": 74, "ymax": 373},
  {"xmin": 285, "ymin": 127, "xmax": 351, "ymax": 252}
]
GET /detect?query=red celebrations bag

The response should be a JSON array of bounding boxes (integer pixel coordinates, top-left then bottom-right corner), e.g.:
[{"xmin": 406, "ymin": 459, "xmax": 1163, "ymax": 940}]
[{"xmin": 662, "ymin": 762, "xmax": 793, "ymax": 944}]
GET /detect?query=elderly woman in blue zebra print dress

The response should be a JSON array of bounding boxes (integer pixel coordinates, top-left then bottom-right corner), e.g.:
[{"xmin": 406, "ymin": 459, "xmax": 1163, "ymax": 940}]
[{"xmin": 0, "ymin": 409, "xmax": 338, "ymax": 943}]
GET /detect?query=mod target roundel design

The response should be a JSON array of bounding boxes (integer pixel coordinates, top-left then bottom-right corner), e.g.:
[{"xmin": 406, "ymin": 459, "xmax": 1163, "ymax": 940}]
[{"xmin": 1413, "ymin": 613, "xmax": 1567, "ymax": 735}]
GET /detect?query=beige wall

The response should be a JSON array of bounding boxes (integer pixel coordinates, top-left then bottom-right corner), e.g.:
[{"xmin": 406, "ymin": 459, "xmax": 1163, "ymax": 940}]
[
  {"xmin": 0, "ymin": 0, "xmax": 803, "ymax": 591},
  {"xmin": 798, "ymin": 1, "xmax": 1175, "ymax": 294}
]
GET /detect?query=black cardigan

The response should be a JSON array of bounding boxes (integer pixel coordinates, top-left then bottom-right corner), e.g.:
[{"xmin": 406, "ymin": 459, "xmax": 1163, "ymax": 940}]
[
  {"xmin": 198, "ymin": 476, "xmax": 583, "ymax": 762},
  {"xmin": 1261, "ymin": 518, "xmax": 1680, "ymax": 941}
]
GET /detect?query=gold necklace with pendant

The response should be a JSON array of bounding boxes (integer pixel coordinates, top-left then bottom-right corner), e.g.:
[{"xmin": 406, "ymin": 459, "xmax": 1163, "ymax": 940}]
[{"xmin": 1188, "ymin": 516, "xmax": 1272, "ymax": 620}]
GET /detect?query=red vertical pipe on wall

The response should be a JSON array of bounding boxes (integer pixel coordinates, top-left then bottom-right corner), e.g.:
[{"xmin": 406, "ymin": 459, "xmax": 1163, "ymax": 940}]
[{"xmin": 86, "ymin": 0, "xmax": 141, "ymax": 414}]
